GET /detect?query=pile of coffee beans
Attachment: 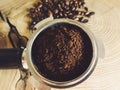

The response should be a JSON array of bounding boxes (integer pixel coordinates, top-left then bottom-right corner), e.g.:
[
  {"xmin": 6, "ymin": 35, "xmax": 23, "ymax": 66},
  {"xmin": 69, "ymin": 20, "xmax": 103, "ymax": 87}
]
[
  {"xmin": 28, "ymin": 0, "xmax": 95, "ymax": 30},
  {"xmin": 32, "ymin": 23, "xmax": 93, "ymax": 81}
]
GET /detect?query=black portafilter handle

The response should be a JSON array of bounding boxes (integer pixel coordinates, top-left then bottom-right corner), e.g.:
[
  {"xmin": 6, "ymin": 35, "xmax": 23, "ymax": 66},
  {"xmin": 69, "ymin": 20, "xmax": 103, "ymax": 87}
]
[{"xmin": 0, "ymin": 48, "xmax": 23, "ymax": 69}]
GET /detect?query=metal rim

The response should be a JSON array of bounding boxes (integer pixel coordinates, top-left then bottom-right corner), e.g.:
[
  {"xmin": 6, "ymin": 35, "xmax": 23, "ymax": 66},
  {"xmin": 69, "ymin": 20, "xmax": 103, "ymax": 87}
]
[{"xmin": 26, "ymin": 18, "xmax": 98, "ymax": 88}]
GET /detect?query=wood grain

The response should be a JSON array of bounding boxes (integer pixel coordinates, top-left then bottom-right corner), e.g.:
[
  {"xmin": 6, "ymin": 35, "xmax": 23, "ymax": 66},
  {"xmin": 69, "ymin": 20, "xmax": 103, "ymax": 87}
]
[{"xmin": 0, "ymin": 0, "xmax": 120, "ymax": 90}]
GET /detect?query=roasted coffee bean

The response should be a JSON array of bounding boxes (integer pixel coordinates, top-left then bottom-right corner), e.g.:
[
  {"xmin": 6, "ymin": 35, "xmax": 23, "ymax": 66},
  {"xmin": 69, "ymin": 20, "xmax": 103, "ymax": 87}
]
[
  {"xmin": 60, "ymin": 0, "xmax": 65, "ymax": 6},
  {"xmin": 62, "ymin": 12, "xmax": 68, "ymax": 18},
  {"xmin": 58, "ymin": 12, "xmax": 63, "ymax": 18},
  {"xmin": 54, "ymin": 9, "xmax": 59, "ymax": 14},
  {"xmin": 81, "ymin": 1, "xmax": 85, "ymax": 5},
  {"xmin": 78, "ymin": 17, "xmax": 84, "ymax": 22},
  {"xmin": 78, "ymin": 1, "xmax": 82, "ymax": 8},
  {"xmin": 84, "ymin": 7, "xmax": 88, "ymax": 12},
  {"xmin": 29, "ymin": 24, "xmax": 34, "ymax": 30},
  {"xmin": 72, "ymin": 11, "xmax": 79, "ymax": 15},
  {"xmin": 85, "ymin": 12, "xmax": 95, "ymax": 17},
  {"xmin": 29, "ymin": 8, "xmax": 35, "ymax": 13},
  {"xmin": 80, "ymin": 19, "xmax": 88, "ymax": 23},
  {"xmin": 80, "ymin": 11, "xmax": 86, "ymax": 16}
]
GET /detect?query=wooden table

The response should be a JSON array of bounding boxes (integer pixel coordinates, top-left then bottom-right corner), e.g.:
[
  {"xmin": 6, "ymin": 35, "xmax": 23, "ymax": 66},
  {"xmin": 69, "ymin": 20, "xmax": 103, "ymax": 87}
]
[{"xmin": 0, "ymin": 0, "xmax": 120, "ymax": 90}]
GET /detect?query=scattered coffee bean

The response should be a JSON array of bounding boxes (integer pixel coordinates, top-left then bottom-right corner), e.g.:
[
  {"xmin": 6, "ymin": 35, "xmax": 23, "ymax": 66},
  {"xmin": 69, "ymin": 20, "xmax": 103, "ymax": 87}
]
[
  {"xmin": 85, "ymin": 12, "xmax": 95, "ymax": 17},
  {"xmin": 80, "ymin": 19, "xmax": 88, "ymax": 23}
]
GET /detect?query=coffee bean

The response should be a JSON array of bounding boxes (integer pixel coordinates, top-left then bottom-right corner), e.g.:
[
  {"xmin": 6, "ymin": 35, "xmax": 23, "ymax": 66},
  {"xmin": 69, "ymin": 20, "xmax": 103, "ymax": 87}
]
[
  {"xmin": 29, "ymin": 8, "xmax": 35, "ymax": 13},
  {"xmin": 84, "ymin": 7, "xmax": 88, "ymax": 12},
  {"xmin": 90, "ymin": 11, "xmax": 95, "ymax": 15},
  {"xmin": 79, "ymin": 17, "xmax": 84, "ymax": 22},
  {"xmin": 81, "ymin": 19, "xmax": 88, "ymax": 23},
  {"xmin": 85, "ymin": 12, "xmax": 95, "ymax": 17},
  {"xmin": 81, "ymin": 2, "xmax": 85, "ymax": 5}
]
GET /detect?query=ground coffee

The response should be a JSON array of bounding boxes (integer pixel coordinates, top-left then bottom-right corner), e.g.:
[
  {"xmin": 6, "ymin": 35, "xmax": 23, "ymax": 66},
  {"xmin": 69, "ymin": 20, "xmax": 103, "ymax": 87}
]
[{"xmin": 32, "ymin": 23, "xmax": 93, "ymax": 81}]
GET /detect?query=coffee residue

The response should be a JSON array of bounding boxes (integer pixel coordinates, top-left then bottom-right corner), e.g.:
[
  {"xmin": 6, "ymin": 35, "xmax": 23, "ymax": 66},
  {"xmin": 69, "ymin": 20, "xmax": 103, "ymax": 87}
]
[{"xmin": 32, "ymin": 23, "xmax": 93, "ymax": 81}]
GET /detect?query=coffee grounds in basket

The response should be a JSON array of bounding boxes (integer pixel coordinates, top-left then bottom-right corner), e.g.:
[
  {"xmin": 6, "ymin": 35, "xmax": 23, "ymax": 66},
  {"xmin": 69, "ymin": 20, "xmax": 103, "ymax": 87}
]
[{"xmin": 32, "ymin": 23, "xmax": 93, "ymax": 81}]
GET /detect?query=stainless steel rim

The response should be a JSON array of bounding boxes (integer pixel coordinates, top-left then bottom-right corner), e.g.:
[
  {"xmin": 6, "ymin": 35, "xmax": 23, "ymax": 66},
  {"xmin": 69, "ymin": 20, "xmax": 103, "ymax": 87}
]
[{"xmin": 26, "ymin": 18, "xmax": 98, "ymax": 88}]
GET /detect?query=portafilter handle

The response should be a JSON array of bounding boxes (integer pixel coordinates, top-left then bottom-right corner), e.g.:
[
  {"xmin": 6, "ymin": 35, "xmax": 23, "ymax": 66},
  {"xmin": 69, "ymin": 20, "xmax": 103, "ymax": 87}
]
[{"xmin": 0, "ymin": 48, "xmax": 23, "ymax": 69}]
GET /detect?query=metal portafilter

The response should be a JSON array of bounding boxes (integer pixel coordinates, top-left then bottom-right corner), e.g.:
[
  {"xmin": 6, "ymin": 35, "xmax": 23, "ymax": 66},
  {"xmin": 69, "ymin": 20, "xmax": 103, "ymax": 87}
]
[{"xmin": 0, "ymin": 19, "xmax": 104, "ymax": 89}]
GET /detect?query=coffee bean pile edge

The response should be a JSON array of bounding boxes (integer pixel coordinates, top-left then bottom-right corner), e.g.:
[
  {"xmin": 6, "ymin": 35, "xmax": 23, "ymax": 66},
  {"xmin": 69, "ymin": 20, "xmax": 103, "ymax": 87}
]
[{"xmin": 28, "ymin": 0, "xmax": 95, "ymax": 30}]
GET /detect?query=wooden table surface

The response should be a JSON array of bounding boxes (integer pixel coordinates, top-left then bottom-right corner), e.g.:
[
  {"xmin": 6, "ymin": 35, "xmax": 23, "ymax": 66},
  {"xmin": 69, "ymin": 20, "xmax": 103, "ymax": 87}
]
[{"xmin": 0, "ymin": 0, "xmax": 120, "ymax": 90}]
